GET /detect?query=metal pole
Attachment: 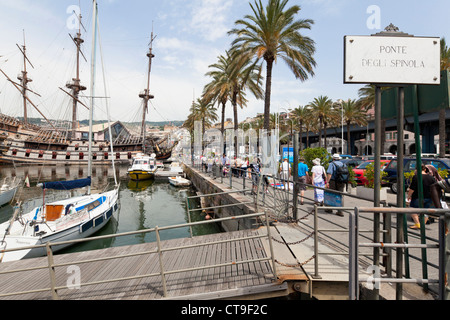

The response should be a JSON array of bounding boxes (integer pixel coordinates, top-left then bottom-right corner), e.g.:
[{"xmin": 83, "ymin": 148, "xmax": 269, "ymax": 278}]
[
  {"xmin": 155, "ymin": 226, "xmax": 168, "ymax": 297},
  {"xmin": 293, "ymin": 132, "xmax": 299, "ymax": 220},
  {"xmin": 312, "ymin": 204, "xmax": 321, "ymax": 279},
  {"xmin": 46, "ymin": 242, "xmax": 59, "ymax": 300},
  {"xmin": 396, "ymin": 86, "xmax": 405, "ymax": 299},
  {"xmin": 412, "ymin": 84, "xmax": 428, "ymax": 291}
]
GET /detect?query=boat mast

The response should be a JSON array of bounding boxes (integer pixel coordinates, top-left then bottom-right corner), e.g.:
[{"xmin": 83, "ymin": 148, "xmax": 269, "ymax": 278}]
[
  {"xmin": 88, "ymin": 0, "xmax": 98, "ymax": 195},
  {"xmin": 139, "ymin": 27, "xmax": 156, "ymax": 154},
  {"xmin": 66, "ymin": 13, "xmax": 87, "ymax": 140},
  {"xmin": 17, "ymin": 31, "xmax": 33, "ymax": 126}
]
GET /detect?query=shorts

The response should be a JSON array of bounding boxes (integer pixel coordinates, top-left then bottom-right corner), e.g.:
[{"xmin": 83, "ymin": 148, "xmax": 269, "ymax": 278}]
[{"xmin": 298, "ymin": 176, "xmax": 307, "ymax": 191}]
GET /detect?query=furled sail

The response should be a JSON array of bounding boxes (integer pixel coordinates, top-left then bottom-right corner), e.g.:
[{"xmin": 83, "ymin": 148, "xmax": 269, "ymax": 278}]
[{"xmin": 37, "ymin": 177, "xmax": 91, "ymax": 190}]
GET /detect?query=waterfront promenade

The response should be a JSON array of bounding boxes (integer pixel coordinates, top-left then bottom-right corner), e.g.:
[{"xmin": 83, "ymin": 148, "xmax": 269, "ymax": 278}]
[{"xmin": 0, "ymin": 164, "xmax": 442, "ymax": 300}]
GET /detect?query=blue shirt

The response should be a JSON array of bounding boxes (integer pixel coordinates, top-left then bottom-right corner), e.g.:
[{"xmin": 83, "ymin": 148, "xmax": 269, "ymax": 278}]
[
  {"xmin": 327, "ymin": 160, "xmax": 343, "ymax": 180},
  {"xmin": 298, "ymin": 162, "xmax": 308, "ymax": 177}
]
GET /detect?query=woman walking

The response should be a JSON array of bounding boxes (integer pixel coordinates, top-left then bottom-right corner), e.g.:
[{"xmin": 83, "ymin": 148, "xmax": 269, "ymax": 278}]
[{"xmin": 311, "ymin": 158, "xmax": 327, "ymax": 205}]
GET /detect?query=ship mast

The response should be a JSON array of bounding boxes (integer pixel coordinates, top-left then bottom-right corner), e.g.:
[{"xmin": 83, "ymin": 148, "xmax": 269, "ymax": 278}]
[
  {"xmin": 17, "ymin": 31, "xmax": 34, "ymax": 126},
  {"xmin": 66, "ymin": 12, "xmax": 87, "ymax": 139},
  {"xmin": 139, "ymin": 28, "xmax": 156, "ymax": 154}
]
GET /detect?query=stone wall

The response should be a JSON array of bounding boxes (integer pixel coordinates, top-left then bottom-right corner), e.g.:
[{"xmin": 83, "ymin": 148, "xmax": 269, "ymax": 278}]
[{"xmin": 183, "ymin": 165, "xmax": 259, "ymax": 232}]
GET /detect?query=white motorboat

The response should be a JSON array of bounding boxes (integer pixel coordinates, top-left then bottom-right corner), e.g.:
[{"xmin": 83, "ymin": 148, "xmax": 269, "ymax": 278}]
[
  {"xmin": 0, "ymin": 178, "xmax": 20, "ymax": 207},
  {"xmin": 127, "ymin": 153, "xmax": 158, "ymax": 181},
  {"xmin": 169, "ymin": 161, "xmax": 184, "ymax": 174},
  {"xmin": 168, "ymin": 176, "xmax": 191, "ymax": 187}
]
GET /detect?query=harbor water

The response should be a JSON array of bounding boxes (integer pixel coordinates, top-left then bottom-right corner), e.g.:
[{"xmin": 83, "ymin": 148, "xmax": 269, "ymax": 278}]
[{"xmin": 0, "ymin": 164, "xmax": 222, "ymax": 256}]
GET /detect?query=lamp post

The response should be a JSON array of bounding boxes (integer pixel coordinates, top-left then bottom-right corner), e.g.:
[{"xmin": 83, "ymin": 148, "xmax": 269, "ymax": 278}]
[{"xmin": 337, "ymin": 99, "xmax": 344, "ymax": 154}]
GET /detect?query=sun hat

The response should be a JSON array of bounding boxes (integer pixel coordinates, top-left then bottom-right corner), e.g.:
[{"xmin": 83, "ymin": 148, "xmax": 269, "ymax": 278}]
[{"xmin": 332, "ymin": 154, "xmax": 341, "ymax": 160}]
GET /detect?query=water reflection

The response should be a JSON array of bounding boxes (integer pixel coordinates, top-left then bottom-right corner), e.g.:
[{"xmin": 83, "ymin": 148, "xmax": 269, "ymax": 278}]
[{"xmin": 0, "ymin": 164, "xmax": 221, "ymax": 255}]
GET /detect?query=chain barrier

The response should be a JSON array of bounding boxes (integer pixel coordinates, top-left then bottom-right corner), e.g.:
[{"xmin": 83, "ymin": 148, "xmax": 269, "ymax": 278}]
[{"xmin": 275, "ymin": 255, "xmax": 316, "ymax": 268}]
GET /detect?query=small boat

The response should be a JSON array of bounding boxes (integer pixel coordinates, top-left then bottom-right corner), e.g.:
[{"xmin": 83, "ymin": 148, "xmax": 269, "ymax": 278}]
[
  {"xmin": 169, "ymin": 161, "xmax": 183, "ymax": 175},
  {"xmin": 0, "ymin": 178, "xmax": 20, "ymax": 207},
  {"xmin": 168, "ymin": 176, "xmax": 191, "ymax": 187},
  {"xmin": 127, "ymin": 153, "xmax": 158, "ymax": 181}
]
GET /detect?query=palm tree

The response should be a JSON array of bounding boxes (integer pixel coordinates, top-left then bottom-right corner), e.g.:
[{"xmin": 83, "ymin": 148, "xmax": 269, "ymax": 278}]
[
  {"xmin": 291, "ymin": 105, "xmax": 309, "ymax": 152},
  {"xmin": 307, "ymin": 96, "xmax": 334, "ymax": 149},
  {"xmin": 204, "ymin": 53, "xmax": 232, "ymax": 134},
  {"xmin": 204, "ymin": 50, "xmax": 264, "ymax": 152},
  {"xmin": 229, "ymin": 0, "xmax": 316, "ymax": 131},
  {"xmin": 340, "ymin": 99, "xmax": 368, "ymax": 154},
  {"xmin": 191, "ymin": 98, "xmax": 218, "ymax": 144},
  {"xmin": 357, "ymin": 84, "xmax": 386, "ymax": 154},
  {"xmin": 439, "ymin": 38, "xmax": 450, "ymax": 157}
]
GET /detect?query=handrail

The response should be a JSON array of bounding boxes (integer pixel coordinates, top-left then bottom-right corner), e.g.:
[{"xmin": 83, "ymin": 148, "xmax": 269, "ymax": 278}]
[
  {"xmin": 0, "ymin": 211, "xmax": 276, "ymax": 299},
  {"xmin": 312, "ymin": 205, "xmax": 449, "ymax": 300}
]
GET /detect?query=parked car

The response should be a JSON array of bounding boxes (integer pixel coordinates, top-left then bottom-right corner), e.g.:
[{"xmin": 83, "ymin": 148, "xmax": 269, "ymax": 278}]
[
  {"xmin": 341, "ymin": 158, "xmax": 364, "ymax": 168},
  {"xmin": 383, "ymin": 157, "xmax": 450, "ymax": 193},
  {"xmin": 353, "ymin": 160, "xmax": 390, "ymax": 186}
]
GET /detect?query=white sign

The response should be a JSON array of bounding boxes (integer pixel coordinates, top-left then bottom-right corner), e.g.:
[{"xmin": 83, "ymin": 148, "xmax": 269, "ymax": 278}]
[{"xmin": 344, "ymin": 35, "xmax": 440, "ymax": 85}]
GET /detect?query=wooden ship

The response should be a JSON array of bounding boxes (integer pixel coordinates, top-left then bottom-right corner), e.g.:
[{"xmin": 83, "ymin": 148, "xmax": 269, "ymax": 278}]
[{"xmin": 0, "ymin": 17, "xmax": 175, "ymax": 166}]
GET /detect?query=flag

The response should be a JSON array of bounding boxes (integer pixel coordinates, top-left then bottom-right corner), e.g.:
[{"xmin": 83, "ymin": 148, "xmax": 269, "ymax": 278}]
[{"xmin": 25, "ymin": 175, "xmax": 30, "ymax": 188}]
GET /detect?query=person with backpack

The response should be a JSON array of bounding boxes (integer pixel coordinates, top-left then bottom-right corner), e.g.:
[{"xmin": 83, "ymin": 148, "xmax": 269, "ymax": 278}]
[{"xmin": 325, "ymin": 154, "xmax": 349, "ymax": 216}]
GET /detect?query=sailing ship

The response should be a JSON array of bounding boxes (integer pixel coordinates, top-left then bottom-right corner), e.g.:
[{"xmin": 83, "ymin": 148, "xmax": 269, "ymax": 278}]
[
  {"xmin": 0, "ymin": 13, "xmax": 175, "ymax": 165},
  {"xmin": 0, "ymin": 1, "xmax": 119, "ymax": 263}
]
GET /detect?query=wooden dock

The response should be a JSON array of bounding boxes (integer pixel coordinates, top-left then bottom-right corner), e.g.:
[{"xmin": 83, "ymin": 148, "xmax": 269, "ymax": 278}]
[{"xmin": 0, "ymin": 229, "xmax": 290, "ymax": 300}]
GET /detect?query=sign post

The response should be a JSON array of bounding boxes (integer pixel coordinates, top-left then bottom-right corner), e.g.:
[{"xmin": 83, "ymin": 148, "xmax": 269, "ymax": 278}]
[{"xmin": 344, "ymin": 24, "xmax": 440, "ymax": 300}]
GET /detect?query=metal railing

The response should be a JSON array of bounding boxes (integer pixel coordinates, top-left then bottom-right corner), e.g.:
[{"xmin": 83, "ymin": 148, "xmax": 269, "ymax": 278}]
[
  {"xmin": 310, "ymin": 205, "xmax": 449, "ymax": 300},
  {"xmin": 0, "ymin": 211, "xmax": 276, "ymax": 300}
]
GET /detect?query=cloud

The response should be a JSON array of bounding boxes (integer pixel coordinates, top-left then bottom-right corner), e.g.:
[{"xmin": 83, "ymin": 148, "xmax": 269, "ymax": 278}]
[{"xmin": 189, "ymin": 0, "xmax": 234, "ymax": 42}]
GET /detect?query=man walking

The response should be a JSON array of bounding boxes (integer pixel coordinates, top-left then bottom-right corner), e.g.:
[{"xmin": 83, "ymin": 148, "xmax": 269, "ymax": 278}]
[
  {"xmin": 297, "ymin": 157, "xmax": 309, "ymax": 205},
  {"xmin": 326, "ymin": 154, "xmax": 347, "ymax": 216},
  {"xmin": 279, "ymin": 158, "xmax": 291, "ymax": 190}
]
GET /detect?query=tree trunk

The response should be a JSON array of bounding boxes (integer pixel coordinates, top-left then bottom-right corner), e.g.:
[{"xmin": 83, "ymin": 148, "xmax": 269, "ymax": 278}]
[
  {"xmin": 347, "ymin": 122, "xmax": 351, "ymax": 155},
  {"xmin": 263, "ymin": 58, "xmax": 274, "ymax": 131},
  {"xmin": 232, "ymin": 91, "xmax": 239, "ymax": 156},
  {"xmin": 220, "ymin": 101, "xmax": 226, "ymax": 134},
  {"xmin": 319, "ymin": 118, "xmax": 323, "ymax": 149}
]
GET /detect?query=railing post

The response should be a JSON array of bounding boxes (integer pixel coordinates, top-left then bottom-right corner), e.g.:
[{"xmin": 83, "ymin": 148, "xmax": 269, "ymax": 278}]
[
  {"xmin": 46, "ymin": 242, "xmax": 59, "ymax": 300},
  {"xmin": 155, "ymin": 226, "xmax": 168, "ymax": 298},
  {"xmin": 264, "ymin": 210, "xmax": 277, "ymax": 281},
  {"xmin": 185, "ymin": 198, "xmax": 193, "ymax": 238},
  {"xmin": 312, "ymin": 204, "xmax": 321, "ymax": 279},
  {"xmin": 349, "ymin": 207, "xmax": 359, "ymax": 300}
]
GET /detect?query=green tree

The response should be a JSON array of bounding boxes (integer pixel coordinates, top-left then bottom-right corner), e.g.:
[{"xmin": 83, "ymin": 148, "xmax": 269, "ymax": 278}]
[
  {"xmin": 291, "ymin": 105, "xmax": 310, "ymax": 152},
  {"xmin": 229, "ymin": 0, "xmax": 316, "ymax": 131},
  {"xmin": 340, "ymin": 99, "xmax": 368, "ymax": 155},
  {"xmin": 307, "ymin": 96, "xmax": 334, "ymax": 149}
]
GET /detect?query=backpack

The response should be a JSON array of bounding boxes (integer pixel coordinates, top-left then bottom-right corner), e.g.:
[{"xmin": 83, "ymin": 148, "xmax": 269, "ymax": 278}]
[{"xmin": 335, "ymin": 162, "xmax": 349, "ymax": 183}]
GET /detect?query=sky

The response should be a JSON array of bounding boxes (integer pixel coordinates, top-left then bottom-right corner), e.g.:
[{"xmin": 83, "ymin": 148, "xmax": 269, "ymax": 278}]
[{"xmin": 0, "ymin": 0, "xmax": 448, "ymax": 125}]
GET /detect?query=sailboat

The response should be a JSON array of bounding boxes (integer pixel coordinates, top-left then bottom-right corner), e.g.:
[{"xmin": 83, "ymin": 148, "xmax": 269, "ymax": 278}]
[{"xmin": 0, "ymin": 1, "xmax": 119, "ymax": 263}]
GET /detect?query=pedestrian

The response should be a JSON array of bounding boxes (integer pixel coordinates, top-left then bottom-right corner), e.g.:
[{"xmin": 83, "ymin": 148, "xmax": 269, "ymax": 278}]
[
  {"xmin": 279, "ymin": 158, "xmax": 291, "ymax": 190},
  {"xmin": 241, "ymin": 157, "xmax": 249, "ymax": 178},
  {"xmin": 407, "ymin": 164, "xmax": 437, "ymax": 229},
  {"xmin": 326, "ymin": 154, "xmax": 346, "ymax": 216},
  {"xmin": 297, "ymin": 157, "xmax": 309, "ymax": 205},
  {"xmin": 311, "ymin": 158, "xmax": 326, "ymax": 206},
  {"xmin": 249, "ymin": 158, "xmax": 260, "ymax": 194}
]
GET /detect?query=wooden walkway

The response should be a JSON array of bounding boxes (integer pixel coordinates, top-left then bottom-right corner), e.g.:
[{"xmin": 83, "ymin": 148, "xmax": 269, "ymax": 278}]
[{"xmin": 0, "ymin": 229, "xmax": 289, "ymax": 300}]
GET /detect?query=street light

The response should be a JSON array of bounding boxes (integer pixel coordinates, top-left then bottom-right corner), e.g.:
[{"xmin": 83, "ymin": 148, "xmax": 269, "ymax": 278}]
[{"xmin": 338, "ymin": 99, "xmax": 344, "ymax": 154}]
